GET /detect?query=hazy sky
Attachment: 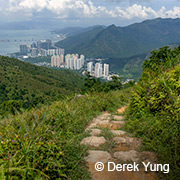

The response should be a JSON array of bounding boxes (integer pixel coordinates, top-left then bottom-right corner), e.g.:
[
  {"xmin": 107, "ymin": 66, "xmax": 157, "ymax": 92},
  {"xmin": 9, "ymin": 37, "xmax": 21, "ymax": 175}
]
[{"xmin": 1, "ymin": 0, "xmax": 180, "ymax": 27}]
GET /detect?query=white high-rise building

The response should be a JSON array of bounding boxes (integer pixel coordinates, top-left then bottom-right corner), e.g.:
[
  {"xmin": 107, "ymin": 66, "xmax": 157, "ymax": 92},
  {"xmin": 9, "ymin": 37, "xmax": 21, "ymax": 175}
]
[
  {"xmin": 66, "ymin": 59, "xmax": 70, "ymax": 68},
  {"xmin": 65, "ymin": 54, "xmax": 71, "ymax": 68},
  {"xmin": 51, "ymin": 55, "xmax": 64, "ymax": 67},
  {"xmin": 87, "ymin": 62, "xmax": 93, "ymax": 75},
  {"xmin": 31, "ymin": 48, "xmax": 38, "ymax": 57},
  {"xmin": 65, "ymin": 54, "xmax": 85, "ymax": 70},
  {"xmin": 98, "ymin": 65, "xmax": 103, "ymax": 78},
  {"xmin": 47, "ymin": 49, "xmax": 56, "ymax": 56},
  {"xmin": 74, "ymin": 54, "xmax": 79, "ymax": 60},
  {"xmin": 56, "ymin": 55, "xmax": 61, "ymax": 67},
  {"xmin": 95, "ymin": 63, "xmax": 99, "ymax": 77},
  {"xmin": 70, "ymin": 58, "xmax": 74, "ymax": 69},
  {"xmin": 95, "ymin": 63, "xmax": 103, "ymax": 78},
  {"xmin": 77, "ymin": 59, "xmax": 81, "ymax": 70},
  {"xmin": 51, "ymin": 56, "xmax": 54, "ymax": 67},
  {"xmin": 60, "ymin": 54, "xmax": 64, "ymax": 64},
  {"xmin": 80, "ymin": 54, "xmax": 85, "ymax": 66},
  {"xmin": 56, "ymin": 48, "xmax": 65, "ymax": 55},
  {"xmin": 51, "ymin": 56, "xmax": 57, "ymax": 67},
  {"xmin": 104, "ymin": 63, "xmax": 109, "ymax": 77},
  {"xmin": 74, "ymin": 58, "xmax": 77, "ymax": 70}
]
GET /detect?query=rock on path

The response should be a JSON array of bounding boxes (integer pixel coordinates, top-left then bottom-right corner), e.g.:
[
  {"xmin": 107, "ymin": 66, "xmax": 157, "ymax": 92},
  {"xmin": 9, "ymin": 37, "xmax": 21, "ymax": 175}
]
[
  {"xmin": 80, "ymin": 136, "xmax": 106, "ymax": 147},
  {"xmin": 85, "ymin": 150, "xmax": 112, "ymax": 163},
  {"xmin": 111, "ymin": 130, "xmax": 126, "ymax": 136},
  {"xmin": 89, "ymin": 129, "xmax": 102, "ymax": 136},
  {"xmin": 114, "ymin": 150, "xmax": 140, "ymax": 162}
]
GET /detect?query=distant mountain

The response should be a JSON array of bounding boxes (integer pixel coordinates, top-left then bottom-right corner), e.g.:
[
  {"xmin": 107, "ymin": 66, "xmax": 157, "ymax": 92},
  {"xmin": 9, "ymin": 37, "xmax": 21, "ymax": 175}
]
[
  {"xmin": 55, "ymin": 26, "xmax": 105, "ymax": 53},
  {"xmin": 53, "ymin": 25, "xmax": 106, "ymax": 38},
  {"xmin": 0, "ymin": 56, "xmax": 84, "ymax": 109},
  {"xmin": 56, "ymin": 18, "xmax": 180, "ymax": 59}
]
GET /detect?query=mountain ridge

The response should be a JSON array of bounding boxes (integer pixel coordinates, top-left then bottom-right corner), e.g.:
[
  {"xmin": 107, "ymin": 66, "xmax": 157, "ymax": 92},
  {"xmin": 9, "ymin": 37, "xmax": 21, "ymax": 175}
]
[{"xmin": 56, "ymin": 18, "xmax": 180, "ymax": 59}]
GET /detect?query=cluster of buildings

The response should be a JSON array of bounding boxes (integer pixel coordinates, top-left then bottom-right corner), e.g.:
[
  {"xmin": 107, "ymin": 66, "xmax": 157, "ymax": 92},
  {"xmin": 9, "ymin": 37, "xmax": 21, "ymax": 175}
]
[
  {"xmin": 19, "ymin": 39, "xmax": 112, "ymax": 78},
  {"xmin": 87, "ymin": 62, "xmax": 109, "ymax": 78},
  {"xmin": 19, "ymin": 39, "xmax": 65, "ymax": 57},
  {"xmin": 51, "ymin": 53, "xmax": 85, "ymax": 70},
  {"xmin": 51, "ymin": 55, "xmax": 64, "ymax": 67},
  {"xmin": 65, "ymin": 54, "xmax": 85, "ymax": 70}
]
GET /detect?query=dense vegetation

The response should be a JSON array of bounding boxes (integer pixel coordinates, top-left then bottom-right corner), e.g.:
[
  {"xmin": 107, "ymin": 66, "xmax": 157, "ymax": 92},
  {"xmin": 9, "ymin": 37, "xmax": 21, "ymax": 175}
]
[
  {"xmin": 126, "ymin": 46, "xmax": 180, "ymax": 179},
  {"xmin": 0, "ymin": 55, "xmax": 133, "ymax": 179},
  {"xmin": 0, "ymin": 89, "xmax": 131, "ymax": 179},
  {"xmin": 104, "ymin": 53, "xmax": 148, "ymax": 80},
  {"xmin": 23, "ymin": 56, "xmax": 51, "ymax": 64},
  {"xmin": 1, "ymin": 44, "xmax": 180, "ymax": 179},
  {"xmin": 81, "ymin": 72, "xmax": 135, "ymax": 93},
  {"xmin": 0, "ymin": 56, "xmax": 84, "ymax": 116}
]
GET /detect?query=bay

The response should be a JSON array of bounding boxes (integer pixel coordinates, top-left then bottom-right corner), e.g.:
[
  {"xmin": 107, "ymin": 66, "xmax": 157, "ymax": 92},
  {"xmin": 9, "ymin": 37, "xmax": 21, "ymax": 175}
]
[{"xmin": 0, "ymin": 29, "xmax": 58, "ymax": 56}]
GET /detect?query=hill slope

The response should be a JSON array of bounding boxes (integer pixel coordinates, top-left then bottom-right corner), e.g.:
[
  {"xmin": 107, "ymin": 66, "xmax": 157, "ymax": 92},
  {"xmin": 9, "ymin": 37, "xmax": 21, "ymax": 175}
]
[
  {"xmin": 126, "ymin": 46, "xmax": 180, "ymax": 179},
  {"xmin": 0, "ymin": 56, "xmax": 84, "ymax": 109},
  {"xmin": 55, "ymin": 26, "xmax": 105, "ymax": 55},
  {"xmin": 0, "ymin": 89, "xmax": 131, "ymax": 179},
  {"xmin": 56, "ymin": 18, "xmax": 180, "ymax": 59}
]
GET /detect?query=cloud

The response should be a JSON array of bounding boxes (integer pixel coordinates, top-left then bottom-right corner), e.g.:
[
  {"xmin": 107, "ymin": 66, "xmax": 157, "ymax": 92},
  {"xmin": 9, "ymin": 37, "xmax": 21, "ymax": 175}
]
[
  {"xmin": 5, "ymin": 0, "xmax": 111, "ymax": 19},
  {"xmin": 99, "ymin": 0, "xmax": 151, "ymax": 2},
  {"xmin": 19, "ymin": 0, "xmax": 48, "ymax": 11},
  {"xmin": 113, "ymin": 4, "xmax": 158, "ymax": 19},
  {"xmin": 2, "ymin": 0, "xmax": 180, "ymax": 21},
  {"xmin": 165, "ymin": 6, "xmax": 180, "ymax": 18}
]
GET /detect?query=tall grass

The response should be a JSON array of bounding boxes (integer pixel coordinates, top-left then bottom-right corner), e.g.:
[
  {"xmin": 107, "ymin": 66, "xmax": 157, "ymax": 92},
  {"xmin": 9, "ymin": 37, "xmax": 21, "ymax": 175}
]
[{"xmin": 0, "ymin": 89, "xmax": 131, "ymax": 179}]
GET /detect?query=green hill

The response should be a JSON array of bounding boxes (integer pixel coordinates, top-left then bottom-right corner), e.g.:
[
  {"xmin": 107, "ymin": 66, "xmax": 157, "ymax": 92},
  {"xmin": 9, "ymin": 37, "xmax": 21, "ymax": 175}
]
[
  {"xmin": 55, "ymin": 26, "xmax": 104, "ymax": 55},
  {"xmin": 0, "ymin": 56, "xmax": 84, "ymax": 112},
  {"xmin": 104, "ymin": 53, "xmax": 148, "ymax": 80},
  {"xmin": 56, "ymin": 18, "xmax": 180, "ymax": 59},
  {"xmin": 56, "ymin": 18, "xmax": 180, "ymax": 79}
]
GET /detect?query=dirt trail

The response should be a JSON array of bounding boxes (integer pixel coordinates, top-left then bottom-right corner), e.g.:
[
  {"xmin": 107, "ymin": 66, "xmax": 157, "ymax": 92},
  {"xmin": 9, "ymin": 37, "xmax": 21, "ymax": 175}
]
[{"xmin": 81, "ymin": 107, "xmax": 157, "ymax": 180}]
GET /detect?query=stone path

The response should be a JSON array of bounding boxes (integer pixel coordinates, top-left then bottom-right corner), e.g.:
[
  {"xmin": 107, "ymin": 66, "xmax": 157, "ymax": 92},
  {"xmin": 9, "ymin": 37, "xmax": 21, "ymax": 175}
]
[{"xmin": 80, "ymin": 107, "xmax": 157, "ymax": 180}]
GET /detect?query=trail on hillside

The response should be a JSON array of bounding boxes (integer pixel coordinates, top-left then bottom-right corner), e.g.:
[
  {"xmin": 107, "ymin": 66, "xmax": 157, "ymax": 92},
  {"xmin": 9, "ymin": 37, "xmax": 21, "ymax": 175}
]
[{"xmin": 80, "ymin": 107, "xmax": 157, "ymax": 180}]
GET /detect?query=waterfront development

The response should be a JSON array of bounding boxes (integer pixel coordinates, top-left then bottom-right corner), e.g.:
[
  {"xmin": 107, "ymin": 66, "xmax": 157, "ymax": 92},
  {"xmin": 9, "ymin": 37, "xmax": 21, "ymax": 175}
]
[
  {"xmin": 0, "ymin": 29, "xmax": 58, "ymax": 56},
  {"xmin": 1, "ymin": 30, "xmax": 113, "ymax": 80}
]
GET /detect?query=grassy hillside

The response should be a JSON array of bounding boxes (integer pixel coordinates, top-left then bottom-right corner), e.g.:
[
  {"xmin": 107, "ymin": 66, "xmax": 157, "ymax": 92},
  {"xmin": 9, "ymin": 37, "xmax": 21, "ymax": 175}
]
[
  {"xmin": 125, "ymin": 46, "xmax": 180, "ymax": 179},
  {"xmin": 0, "ymin": 89, "xmax": 131, "ymax": 179},
  {"xmin": 0, "ymin": 56, "xmax": 84, "ymax": 113}
]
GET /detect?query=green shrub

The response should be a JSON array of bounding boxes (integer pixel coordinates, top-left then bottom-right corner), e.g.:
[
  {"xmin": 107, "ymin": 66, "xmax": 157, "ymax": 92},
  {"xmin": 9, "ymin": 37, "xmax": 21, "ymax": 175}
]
[{"xmin": 126, "ymin": 46, "xmax": 180, "ymax": 179}]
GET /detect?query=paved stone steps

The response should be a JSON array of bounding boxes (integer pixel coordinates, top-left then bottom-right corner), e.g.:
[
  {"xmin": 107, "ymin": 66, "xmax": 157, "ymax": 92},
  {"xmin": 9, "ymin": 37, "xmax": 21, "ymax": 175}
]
[{"xmin": 80, "ymin": 108, "xmax": 157, "ymax": 180}]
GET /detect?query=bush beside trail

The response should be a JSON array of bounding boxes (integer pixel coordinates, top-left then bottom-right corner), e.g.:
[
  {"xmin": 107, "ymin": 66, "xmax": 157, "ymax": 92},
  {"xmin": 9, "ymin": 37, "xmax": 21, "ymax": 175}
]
[{"xmin": 126, "ymin": 46, "xmax": 180, "ymax": 180}]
